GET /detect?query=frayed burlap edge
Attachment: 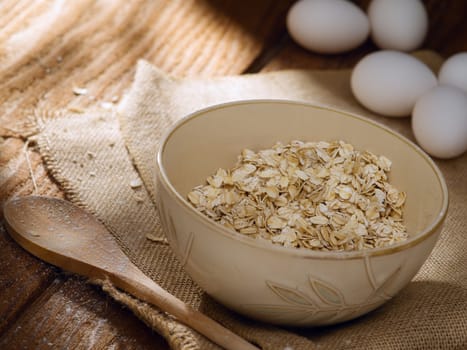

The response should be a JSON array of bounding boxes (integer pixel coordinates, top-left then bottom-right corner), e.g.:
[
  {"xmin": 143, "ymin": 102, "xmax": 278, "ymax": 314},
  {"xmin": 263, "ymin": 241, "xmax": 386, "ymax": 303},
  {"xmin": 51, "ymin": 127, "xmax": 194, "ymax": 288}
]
[{"xmin": 97, "ymin": 279, "xmax": 200, "ymax": 350}]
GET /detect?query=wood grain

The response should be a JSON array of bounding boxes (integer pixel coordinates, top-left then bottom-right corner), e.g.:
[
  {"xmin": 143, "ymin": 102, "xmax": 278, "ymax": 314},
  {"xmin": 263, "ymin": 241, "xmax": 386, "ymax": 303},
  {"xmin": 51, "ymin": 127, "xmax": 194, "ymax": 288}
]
[
  {"xmin": 0, "ymin": 223, "xmax": 56, "ymax": 335},
  {"xmin": 0, "ymin": 276, "xmax": 167, "ymax": 350}
]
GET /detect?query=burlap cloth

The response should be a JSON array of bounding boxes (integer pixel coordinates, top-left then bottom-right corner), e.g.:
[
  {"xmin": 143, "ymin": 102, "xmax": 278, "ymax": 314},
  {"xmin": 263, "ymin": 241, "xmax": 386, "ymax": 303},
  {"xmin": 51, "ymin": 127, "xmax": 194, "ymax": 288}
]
[{"xmin": 35, "ymin": 51, "xmax": 467, "ymax": 349}]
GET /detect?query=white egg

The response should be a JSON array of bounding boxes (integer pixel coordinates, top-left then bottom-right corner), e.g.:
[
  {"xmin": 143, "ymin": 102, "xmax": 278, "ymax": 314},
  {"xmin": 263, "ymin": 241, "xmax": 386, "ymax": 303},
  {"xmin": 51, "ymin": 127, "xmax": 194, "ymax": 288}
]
[
  {"xmin": 412, "ymin": 85, "xmax": 467, "ymax": 159},
  {"xmin": 286, "ymin": 0, "xmax": 369, "ymax": 54},
  {"xmin": 351, "ymin": 51, "xmax": 437, "ymax": 117},
  {"xmin": 438, "ymin": 52, "xmax": 467, "ymax": 94},
  {"xmin": 368, "ymin": 0, "xmax": 428, "ymax": 51}
]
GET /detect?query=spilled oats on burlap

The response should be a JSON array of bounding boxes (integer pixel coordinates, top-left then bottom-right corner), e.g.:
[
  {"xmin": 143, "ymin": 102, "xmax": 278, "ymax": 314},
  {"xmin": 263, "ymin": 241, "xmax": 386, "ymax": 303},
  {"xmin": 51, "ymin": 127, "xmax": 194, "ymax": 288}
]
[{"xmin": 36, "ymin": 52, "xmax": 467, "ymax": 349}]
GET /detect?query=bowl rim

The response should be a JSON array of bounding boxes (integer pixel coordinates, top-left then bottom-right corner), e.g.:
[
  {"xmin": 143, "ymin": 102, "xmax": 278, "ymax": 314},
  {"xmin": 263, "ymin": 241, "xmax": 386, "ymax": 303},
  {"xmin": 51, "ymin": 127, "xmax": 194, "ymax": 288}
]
[{"xmin": 156, "ymin": 99, "xmax": 449, "ymax": 260}]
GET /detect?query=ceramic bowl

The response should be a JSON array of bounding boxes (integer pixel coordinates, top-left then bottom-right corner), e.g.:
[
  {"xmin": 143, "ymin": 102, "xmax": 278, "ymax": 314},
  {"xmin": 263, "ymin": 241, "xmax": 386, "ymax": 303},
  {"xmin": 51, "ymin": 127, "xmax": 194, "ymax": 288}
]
[{"xmin": 155, "ymin": 100, "xmax": 448, "ymax": 326}]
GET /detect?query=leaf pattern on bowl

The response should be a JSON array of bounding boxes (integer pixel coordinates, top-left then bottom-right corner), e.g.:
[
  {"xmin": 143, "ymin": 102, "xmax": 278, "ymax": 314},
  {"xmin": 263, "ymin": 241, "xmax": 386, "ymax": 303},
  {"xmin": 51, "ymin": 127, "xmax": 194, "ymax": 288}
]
[
  {"xmin": 267, "ymin": 281, "xmax": 317, "ymax": 308},
  {"xmin": 309, "ymin": 278, "xmax": 345, "ymax": 306},
  {"xmin": 242, "ymin": 256, "xmax": 403, "ymax": 325}
]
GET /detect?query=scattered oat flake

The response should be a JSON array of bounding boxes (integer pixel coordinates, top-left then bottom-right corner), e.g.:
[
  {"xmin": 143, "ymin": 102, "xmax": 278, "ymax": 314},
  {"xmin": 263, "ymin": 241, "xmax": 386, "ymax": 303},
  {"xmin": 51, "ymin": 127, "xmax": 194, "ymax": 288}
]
[
  {"xmin": 68, "ymin": 107, "xmax": 84, "ymax": 113},
  {"xmin": 146, "ymin": 233, "xmax": 168, "ymax": 244},
  {"xmin": 130, "ymin": 178, "xmax": 143, "ymax": 188},
  {"xmin": 72, "ymin": 87, "xmax": 88, "ymax": 95},
  {"xmin": 100, "ymin": 101, "xmax": 113, "ymax": 109},
  {"xmin": 187, "ymin": 140, "xmax": 408, "ymax": 252},
  {"xmin": 134, "ymin": 194, "xmax": 145, "ymax": 203}
]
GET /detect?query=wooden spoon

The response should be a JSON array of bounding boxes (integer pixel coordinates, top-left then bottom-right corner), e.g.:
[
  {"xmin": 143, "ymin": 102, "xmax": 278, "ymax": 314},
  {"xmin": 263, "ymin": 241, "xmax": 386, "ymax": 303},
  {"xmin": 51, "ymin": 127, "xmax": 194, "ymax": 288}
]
[{"xmin": 3, "ymin": 196, "xmax": 258, "ymax": 350}]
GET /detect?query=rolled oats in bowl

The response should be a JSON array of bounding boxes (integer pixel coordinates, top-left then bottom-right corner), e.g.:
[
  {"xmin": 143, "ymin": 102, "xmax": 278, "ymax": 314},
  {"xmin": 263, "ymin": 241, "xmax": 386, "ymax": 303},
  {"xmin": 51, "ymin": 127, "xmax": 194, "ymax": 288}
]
[
  {"xmin": 187, "ymin": 140, "xmax": 407, "ymax": 252},
  {"xmin": 157, "ymin": 100, "xmax": 448, "ymax": 326}
]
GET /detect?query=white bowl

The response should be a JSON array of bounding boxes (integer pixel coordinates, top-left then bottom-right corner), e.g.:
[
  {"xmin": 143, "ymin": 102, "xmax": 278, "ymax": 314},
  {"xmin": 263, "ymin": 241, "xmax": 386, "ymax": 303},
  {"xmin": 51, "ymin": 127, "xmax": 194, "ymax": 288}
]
[{"xmin": 155, "ymin": 100, "xmax": 448, "ymax": 326}]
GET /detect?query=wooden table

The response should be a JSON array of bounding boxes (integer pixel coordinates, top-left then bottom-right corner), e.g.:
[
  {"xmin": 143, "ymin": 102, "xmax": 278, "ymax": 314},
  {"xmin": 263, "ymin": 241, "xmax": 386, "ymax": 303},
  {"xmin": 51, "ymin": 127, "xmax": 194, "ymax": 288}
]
[{"xmin": 1, "ymin": 1, "xmax": 466, "ymax": 348}]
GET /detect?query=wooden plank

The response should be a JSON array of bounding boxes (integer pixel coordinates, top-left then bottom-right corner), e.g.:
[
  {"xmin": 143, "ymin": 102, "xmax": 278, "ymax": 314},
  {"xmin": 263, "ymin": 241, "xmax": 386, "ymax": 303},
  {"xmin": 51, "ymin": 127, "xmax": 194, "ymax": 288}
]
[
  {"xmin": 0, "ymin": 139, "xmax": 65, "ymax": 336},
  {"xmin": 0, "ymin": 222, "xmax": 56, "ymax": 335},
  {"xmin": 0, "ymin": 276, "xmax": 168, "ymax": 349}
]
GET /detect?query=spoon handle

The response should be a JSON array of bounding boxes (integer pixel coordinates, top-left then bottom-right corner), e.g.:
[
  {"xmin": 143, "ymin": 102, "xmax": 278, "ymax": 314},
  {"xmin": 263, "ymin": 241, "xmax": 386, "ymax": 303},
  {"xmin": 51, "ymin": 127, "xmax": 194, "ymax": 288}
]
[{"xmin": 110, "ymin": 266, "xmax": 258, "ymax": 350}]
